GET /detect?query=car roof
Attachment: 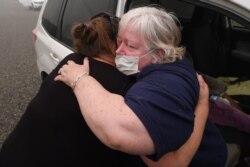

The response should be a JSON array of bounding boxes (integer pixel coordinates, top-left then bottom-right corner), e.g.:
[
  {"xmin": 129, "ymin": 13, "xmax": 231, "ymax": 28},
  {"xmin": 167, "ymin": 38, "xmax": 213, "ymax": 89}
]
[
  {"xmin": 196, "ymin": 0, "xmax": 250, "ymax": 21},
  {"xmin": 230, "ymin": 0, "xmax": 250, "ymax": 10},
  {"xmin": 178, "ymin": 0, "xmax": 250, "ymax": 28}
]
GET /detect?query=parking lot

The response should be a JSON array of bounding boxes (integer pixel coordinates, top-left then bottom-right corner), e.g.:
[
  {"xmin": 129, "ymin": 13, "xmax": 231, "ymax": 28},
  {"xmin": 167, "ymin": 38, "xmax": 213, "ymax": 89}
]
[{"xmin": 0, "ymin": 0, "xmax": 41, "ymax": 146}]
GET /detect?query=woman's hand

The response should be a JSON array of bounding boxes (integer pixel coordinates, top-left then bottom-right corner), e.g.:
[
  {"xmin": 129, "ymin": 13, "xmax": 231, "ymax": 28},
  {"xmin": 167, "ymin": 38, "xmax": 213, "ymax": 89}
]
[
  {"xmin": 55, "ymin": 57, "xmax": 90, "ymax": 88},
  {"xmin": 196, "ymin": 74, "xmax": 209, "ymax": 117}
]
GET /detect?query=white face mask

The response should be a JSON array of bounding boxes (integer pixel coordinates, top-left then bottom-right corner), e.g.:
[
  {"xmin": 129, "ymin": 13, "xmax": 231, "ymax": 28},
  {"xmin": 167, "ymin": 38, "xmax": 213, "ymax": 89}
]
[
  {"xmin": 115, "ymin": 50, "xmax": 154, "ymax": 75},
  {"xmin": 115, "ymin": 55, "xmax": 140, "ymax": 75}
]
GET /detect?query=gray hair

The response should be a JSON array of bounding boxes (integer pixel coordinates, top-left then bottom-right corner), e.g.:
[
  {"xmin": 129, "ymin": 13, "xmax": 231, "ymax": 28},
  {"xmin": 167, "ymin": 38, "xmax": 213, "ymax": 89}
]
[{"xmin": 119, "ymin": 6, "xmax": 185, "ymax": 63}]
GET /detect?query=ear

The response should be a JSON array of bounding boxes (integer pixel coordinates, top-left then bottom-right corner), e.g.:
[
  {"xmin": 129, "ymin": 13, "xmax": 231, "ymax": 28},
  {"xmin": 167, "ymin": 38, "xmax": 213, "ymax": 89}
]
[
  {"xmin": 155, "ymin": 48, "xmax": 164, "ymax": 58},
  {"xmin": 152, "ymin": 49, "xmax": 164, "ymax": 63}
]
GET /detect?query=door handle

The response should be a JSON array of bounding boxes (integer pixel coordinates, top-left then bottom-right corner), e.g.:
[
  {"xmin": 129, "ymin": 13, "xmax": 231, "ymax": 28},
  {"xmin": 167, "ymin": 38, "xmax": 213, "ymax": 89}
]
[{"xmin": 49, "ymin": 53, "xmax": 59, "ymax": 63}]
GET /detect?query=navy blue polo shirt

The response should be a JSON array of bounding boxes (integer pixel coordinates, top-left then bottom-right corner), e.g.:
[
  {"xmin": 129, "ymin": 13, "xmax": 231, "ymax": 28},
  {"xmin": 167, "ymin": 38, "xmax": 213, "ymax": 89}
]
[{"xmin": 125, "ymin": 58, "xmax": 227, "ymax": 167}]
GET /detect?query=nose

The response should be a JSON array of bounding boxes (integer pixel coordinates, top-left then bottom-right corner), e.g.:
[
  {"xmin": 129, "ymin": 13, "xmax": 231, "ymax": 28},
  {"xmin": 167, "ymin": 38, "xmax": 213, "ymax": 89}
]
[{"xmin": 116, "ymin": 42, "xmax": 125, "ymax": 55}]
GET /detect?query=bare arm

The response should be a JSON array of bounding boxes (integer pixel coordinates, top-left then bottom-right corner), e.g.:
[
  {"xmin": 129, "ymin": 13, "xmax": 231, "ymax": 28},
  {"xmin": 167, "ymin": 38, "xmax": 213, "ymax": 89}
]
[
  {"xmin": 55, "ymin": 58, "xmax": 209, "ymax": 164},
  {"xmin": 55, "ymin": 58, "xmax": 154, "ymax": 155},
  {"xmin": 141, "ymin": 74, "xmax": 209, "ymax": 167}
]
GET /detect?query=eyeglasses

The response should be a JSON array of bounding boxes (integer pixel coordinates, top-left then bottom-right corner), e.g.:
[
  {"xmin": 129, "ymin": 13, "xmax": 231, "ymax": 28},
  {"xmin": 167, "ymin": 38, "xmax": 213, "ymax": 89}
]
[{"xmin": 90, "ymin": 12, "xmax": 120, "ymax": 40}]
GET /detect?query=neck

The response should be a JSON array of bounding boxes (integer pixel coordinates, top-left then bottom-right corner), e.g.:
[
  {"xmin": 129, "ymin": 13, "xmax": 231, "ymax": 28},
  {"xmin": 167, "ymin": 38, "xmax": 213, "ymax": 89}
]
[{"xmin": 93, "ymin": 54, "xmax": 115, "ymax": 66}]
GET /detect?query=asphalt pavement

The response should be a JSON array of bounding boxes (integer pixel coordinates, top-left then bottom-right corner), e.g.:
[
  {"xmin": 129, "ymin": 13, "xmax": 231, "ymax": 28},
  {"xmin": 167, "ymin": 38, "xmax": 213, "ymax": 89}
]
[{"xmin": 0, "ymin": 0, "xmax": 41, "ymax": 147}]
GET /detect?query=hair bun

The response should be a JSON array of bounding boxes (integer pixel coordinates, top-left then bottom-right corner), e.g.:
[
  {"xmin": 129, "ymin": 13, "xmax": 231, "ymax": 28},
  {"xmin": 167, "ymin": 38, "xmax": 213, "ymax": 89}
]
[
  {"xmin": 73, "ymin": 23, "xmax": 87, "ymax": 39},
  {"xmin": 82, "ymin": 26, "xmax": 98, "ymax": 45},
  {"xmin": 73, "ymin": 23, "xmax": 98, "ymax": 45}
]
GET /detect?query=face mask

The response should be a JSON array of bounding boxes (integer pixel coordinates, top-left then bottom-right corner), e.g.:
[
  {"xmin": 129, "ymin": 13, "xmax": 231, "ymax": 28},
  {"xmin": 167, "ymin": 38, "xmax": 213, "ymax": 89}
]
[
  {"xmin": 115, "ymin": 50, "xmax": 154, "ymax": 75},
  {"xmin": 115, "ymin": 55, "xmax": 140, "ymax": 75}
]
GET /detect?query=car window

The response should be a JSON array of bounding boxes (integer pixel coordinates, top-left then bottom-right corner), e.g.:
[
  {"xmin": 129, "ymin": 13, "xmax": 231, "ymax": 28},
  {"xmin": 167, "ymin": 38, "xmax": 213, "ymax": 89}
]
[
  {"xmin": 42, "ymin": 0, "xmax": 64, "ymax": 38},
  {"xmin": 230, "ymin": 19, "xmax": 248, "ymax": 30},
  {"xmin": 61, "ymin": 0, "xmax": 117, "ymax": 47},
  {"xmin": 159, "ymin": 0, "xmax": 194, "ymax": 21}
]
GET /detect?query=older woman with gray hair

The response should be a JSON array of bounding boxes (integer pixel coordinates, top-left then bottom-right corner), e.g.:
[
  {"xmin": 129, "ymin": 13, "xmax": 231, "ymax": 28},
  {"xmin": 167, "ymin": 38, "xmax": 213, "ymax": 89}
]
[{"xmin": 56, "ymin": 6, "xmax": 227, "ymax": 167}]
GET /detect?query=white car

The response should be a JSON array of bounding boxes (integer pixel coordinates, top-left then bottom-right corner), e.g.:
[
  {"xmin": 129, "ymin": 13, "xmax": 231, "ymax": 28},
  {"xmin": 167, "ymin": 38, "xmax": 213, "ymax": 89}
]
[
  {"xmin": 19, "ymin": 0, "xmax": 32, "ymax": 7},
  {"xmin": 32, "ymin": 0, "xmax": 250, "ymax": 166},
  {"xmin": 19, "ymin": 0, "xmax": 44, "ymax": 10},
  {"xmin": 30, "ymin": 0, "xmax": 44, "ymax": 10}
]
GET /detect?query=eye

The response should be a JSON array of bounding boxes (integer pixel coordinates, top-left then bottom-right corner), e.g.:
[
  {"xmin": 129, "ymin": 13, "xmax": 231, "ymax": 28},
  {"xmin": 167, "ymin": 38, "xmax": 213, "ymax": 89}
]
[{"xmin": 127, "ymin": 42, "xmax": 136, "ymax": 49}]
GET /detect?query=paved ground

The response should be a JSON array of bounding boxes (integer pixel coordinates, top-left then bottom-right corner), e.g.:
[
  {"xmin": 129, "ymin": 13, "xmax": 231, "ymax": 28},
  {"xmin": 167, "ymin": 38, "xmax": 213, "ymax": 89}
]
[{"xmin": 0, "ymin": 0, "xmax": 41, "ymax": 148}]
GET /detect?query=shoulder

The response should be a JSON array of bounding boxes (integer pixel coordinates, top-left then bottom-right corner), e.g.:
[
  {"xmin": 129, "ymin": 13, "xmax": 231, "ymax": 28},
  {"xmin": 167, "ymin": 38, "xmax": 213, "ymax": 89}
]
[
  {"xmin": 41, "ymin": 53, "xmax": 84, "ymax": 84},
  {"xmin": 140, "ymin": 60, "xmax": 198, "ymax": 87},
  {"xmin": 89, "ymin": 62, "xmax": 135, "ymax": 96},
  {"xmin": 52, "ymin": 53, "xmax": 84, "ymax": 75},
  {"xmin": 59, "ymin": 53, "xmax": 85, "ymax": 66}
]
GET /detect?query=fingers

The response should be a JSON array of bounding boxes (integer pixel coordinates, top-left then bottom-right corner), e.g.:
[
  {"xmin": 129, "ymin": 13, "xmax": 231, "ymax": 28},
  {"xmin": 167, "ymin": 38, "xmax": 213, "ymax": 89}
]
[
  {"xmin": 197, "ymin": 74, "xmax": 208, "ymax": 90},
  {"xmin": 55, "ymin": 61, "xmax": 76, "ymax": 82},
  {"xmin": 57, "ymin": 64, "xmax": 66, "ymax": 76},
  {"xmin": 58, "ymin": 68, "xmax": 62, "ymax": 75},
  {"xmin": 197, "ymin": 74, "xmax": 204, "ymax": 85},
  {"xmin": 67, "ymin": 60, "xmax": 74, "ymax": 65},
  {"xmin": 54, "ymin": 58, "xmax": 90, "ymax": 85},
  {"xmin": 197, "ymin": 74, "xmax": 209, "ymax": 106},
  {"xmin": 54, "ymin": 73, "xmax": 62, "ymax": 81}
]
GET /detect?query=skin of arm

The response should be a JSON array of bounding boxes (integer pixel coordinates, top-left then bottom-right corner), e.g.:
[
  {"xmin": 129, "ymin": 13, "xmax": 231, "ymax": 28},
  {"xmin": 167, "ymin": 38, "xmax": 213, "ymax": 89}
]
[
  {"xmin": 141, "ymin": 74, "xmax": 209, "ymax": 167},
  {"xmin": 55, "ymin": 58, "xmax": 155, "ymax": 155},
  {"xmin": 55, "ymin": 58, "xmax": 209, "ymax": 166}
]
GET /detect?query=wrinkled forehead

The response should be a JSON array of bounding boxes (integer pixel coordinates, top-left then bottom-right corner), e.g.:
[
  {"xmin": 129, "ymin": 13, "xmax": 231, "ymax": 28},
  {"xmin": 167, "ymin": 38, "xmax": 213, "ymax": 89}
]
[{"xmin": 119, "ymin": 22, "xmax": 149, "ymax": 48}]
